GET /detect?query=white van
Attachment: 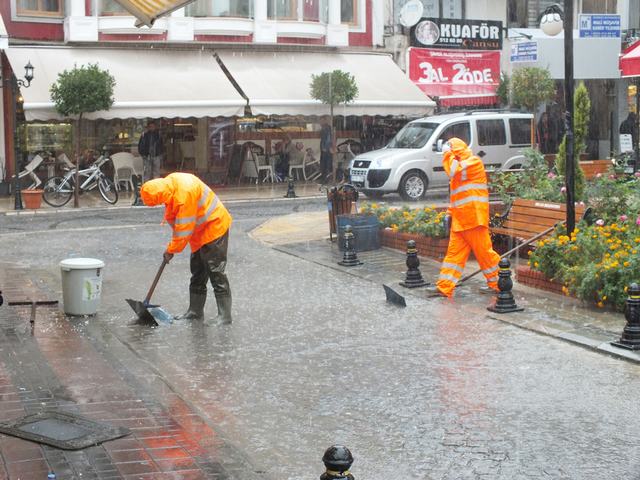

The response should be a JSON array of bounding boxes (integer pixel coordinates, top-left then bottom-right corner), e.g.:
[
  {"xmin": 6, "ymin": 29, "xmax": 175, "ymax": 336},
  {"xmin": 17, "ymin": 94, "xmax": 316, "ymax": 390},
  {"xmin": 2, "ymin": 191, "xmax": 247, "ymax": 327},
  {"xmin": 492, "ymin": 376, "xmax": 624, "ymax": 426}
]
[{"xmin": 349, "ymin": 111, "xmax": 534, "ymax": 200}]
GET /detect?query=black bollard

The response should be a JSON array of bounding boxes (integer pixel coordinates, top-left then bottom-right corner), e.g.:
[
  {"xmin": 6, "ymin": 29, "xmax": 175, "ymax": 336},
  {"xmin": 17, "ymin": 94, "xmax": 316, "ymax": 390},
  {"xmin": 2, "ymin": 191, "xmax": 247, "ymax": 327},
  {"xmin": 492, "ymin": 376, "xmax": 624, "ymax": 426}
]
[
  {"xmin": 338, "ymin": 225, "xmax": 362, "ymax": 266},
  {"xmin": 487, "ymin": 258, "xmax": 523, "ymax": 314},
  {"xmin": 132, "ymin": 174, "xmax": 144, "ymax": 206},
  {"xmin": 0, "ymin": 290, "xmax": 3, "ymax": 306},
  {"xmin": 284, "ymin": 176, "xmax": 297, "ymax": 198},
  {"xmin": 611, "ymin": 283, "xmax": 640, "ymax": 350},
  {"xmin": 400, "ymin": 240, "xmax": 429, "ymax": 288},
  {"xmin": 320, "ymin": 445, "xmax": 354, "ymax": 480}
]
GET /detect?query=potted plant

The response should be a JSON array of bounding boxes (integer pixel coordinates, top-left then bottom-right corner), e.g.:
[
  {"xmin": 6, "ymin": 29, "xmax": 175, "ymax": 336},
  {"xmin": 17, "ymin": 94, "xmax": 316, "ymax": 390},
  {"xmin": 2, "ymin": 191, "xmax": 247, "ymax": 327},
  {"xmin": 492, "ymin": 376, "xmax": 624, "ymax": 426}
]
[{"xmin": 21, "ymin": 188, "xmax": 44, "ymax": 209}]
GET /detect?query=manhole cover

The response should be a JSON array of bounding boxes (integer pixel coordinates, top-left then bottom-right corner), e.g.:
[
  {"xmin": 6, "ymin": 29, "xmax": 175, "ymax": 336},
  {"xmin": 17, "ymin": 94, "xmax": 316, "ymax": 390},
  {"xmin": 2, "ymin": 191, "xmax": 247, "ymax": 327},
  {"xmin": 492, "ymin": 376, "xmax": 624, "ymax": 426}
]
[{"xmin": 0, "ymin": 410, "xmax": 130, "ymax": 450}]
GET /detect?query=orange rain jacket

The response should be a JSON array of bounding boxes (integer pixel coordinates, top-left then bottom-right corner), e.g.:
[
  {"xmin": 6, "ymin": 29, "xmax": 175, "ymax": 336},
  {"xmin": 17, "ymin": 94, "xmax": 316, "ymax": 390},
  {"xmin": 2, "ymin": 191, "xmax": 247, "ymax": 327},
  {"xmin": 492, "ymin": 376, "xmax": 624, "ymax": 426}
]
[
  {"xmin": 140, "ymin": 173, "xmax": 232, "ymax": 254},
  {"xmin": 443, "ymin": 138, "xmax": 490, "ymax": 232}
]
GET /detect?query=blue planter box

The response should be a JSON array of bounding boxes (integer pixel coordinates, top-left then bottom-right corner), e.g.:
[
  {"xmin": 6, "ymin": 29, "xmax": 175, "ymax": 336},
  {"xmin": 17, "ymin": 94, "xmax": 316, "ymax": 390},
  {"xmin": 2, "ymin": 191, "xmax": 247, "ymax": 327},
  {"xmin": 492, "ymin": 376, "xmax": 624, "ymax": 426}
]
[{"xmin": 337, "ymin": 214, "xmax": 381, "ymax": 252}]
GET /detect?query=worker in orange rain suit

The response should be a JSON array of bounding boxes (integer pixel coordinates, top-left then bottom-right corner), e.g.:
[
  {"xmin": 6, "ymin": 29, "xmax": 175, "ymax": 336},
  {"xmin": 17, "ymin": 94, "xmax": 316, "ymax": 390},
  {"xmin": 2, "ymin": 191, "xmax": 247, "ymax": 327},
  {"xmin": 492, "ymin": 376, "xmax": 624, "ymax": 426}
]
[
  {"xmin": 426, "ymin": 137, "xmax": 500, "ymax": 298},
  {"xmin": 140, "ymin": 172, "xmax": 233, "ymax": 324}
]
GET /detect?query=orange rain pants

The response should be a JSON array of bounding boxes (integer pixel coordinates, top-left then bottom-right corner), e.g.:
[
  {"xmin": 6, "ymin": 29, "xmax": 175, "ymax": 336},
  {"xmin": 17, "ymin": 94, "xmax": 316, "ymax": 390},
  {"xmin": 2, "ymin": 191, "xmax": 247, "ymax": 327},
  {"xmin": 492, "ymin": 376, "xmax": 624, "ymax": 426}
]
[{"xmin": 435, "ymin": 225, "xmax": 500, "ymax": 297}]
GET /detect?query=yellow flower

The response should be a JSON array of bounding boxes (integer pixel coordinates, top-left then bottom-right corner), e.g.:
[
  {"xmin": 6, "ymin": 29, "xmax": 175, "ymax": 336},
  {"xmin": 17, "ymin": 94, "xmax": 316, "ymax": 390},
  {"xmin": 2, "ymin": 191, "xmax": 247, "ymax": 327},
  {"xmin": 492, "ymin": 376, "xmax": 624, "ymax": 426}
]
[
  {"xmin": 562, "ymin": 286, "xmax": 569, "ymax": 295},
  {"xmin": 534, "ymin": 262, "xmax": 539, "ymax": 268},
  {"xmin": 624, "ymin": 261, "xmax": 630, "ymax": 267},
  {"xmin": 597, "ymin": 301, "xmax": 604, "ymax": 308},
  {"xmin": 371, "ymin": 203, "xmax": 378, "ymax": 209},
  {"xmin": 603, "ymin": 295, "xmax": 607, "ymax": 301}
]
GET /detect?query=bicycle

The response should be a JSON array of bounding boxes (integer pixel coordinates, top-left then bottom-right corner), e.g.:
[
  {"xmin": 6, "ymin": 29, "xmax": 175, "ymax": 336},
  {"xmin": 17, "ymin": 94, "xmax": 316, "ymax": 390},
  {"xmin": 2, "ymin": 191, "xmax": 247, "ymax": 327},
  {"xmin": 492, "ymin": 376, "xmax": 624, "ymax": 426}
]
[{"xmin": 42, "ymin": 154, "xmax": 118, "ymax": 207}]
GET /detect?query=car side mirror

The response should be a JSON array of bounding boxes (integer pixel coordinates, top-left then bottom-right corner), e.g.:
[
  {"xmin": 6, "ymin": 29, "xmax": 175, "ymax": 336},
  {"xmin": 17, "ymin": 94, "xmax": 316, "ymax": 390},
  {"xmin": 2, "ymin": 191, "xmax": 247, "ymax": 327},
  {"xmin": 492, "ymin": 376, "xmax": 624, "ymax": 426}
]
[{"xmin": 433, "ymin": 139, "xmax": 443, "ymax": 152}]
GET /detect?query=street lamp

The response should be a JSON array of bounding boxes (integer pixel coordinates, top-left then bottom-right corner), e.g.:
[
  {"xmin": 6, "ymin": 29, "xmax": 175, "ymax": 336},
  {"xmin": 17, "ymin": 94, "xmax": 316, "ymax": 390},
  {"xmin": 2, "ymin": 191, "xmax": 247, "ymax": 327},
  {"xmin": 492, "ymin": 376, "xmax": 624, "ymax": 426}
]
[
  {"xmin": 540, "ymin": 2, "xmax": 576, "ymax": 234},
  {"xmin": 0, "ymin": 61, "xmax": 35, "ymax": 210}
]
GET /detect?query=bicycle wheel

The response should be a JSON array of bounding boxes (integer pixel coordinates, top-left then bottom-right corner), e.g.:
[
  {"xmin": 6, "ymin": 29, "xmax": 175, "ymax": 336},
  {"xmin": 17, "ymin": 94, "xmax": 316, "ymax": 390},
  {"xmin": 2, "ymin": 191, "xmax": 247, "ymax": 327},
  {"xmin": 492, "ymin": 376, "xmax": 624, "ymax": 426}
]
[
  {"xmin": 42, "ymin": 176, "xmax": 73, "ymax": 207},
  {"xmin": 98, "ymin": 176, "xmax": 118, "ymax": 204}
]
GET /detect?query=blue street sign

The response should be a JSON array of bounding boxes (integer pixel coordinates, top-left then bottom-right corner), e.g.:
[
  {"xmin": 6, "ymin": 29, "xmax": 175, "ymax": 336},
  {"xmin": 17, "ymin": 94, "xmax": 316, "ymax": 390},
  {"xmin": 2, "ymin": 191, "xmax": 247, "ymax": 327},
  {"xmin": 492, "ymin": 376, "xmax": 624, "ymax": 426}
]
[
  {"xmin": 510, "ymin": 41, "xmax": 538, "ymax": 62},
  {"xmin": 579, "ymin": 14, "xmax": 620, "ymax": 38}
]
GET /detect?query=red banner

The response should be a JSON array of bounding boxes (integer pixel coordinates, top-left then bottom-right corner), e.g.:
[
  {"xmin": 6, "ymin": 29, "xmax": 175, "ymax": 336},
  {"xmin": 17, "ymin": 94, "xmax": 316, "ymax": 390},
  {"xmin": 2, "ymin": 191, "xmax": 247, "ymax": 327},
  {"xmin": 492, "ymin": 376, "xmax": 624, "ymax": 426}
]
[{"xmin": 408, "ymin": 48, "xmax": 501, "ymax": 106}]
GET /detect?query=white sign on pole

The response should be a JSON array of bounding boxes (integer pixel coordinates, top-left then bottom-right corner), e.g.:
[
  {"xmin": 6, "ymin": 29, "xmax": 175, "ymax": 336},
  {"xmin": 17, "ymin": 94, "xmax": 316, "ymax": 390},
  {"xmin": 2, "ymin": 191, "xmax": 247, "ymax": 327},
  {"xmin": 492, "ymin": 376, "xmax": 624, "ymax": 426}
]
[
  {"xmin": 620, "ymin": 134, "xmax": 634, "ymax": 153},
  {"xmin": 510, "ymin": 41, "xmax": 538, "ymax": 63}
]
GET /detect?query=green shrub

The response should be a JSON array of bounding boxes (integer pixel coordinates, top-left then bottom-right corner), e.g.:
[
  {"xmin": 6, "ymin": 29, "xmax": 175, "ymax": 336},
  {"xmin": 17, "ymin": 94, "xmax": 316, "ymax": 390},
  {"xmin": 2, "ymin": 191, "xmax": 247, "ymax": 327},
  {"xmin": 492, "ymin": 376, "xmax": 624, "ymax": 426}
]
[{"xmin": 491, "ymin": 148, "xmax": 565, "ymax": 204}]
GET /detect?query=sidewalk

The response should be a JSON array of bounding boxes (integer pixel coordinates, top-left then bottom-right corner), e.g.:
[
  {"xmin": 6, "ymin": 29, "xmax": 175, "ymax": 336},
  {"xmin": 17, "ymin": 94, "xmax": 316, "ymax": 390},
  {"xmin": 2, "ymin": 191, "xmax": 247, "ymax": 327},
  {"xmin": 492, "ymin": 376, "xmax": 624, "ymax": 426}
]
[
  {"xmin": 0, "ymin": 182, "xmax": 326, "ymax": 215},
  {"xmin": 0, "ymin": 265, "xmax": 266, "ymax": 479},
  {"xmin": 251, "ymin": 212, "xmax": 639, "ymax": 365}
]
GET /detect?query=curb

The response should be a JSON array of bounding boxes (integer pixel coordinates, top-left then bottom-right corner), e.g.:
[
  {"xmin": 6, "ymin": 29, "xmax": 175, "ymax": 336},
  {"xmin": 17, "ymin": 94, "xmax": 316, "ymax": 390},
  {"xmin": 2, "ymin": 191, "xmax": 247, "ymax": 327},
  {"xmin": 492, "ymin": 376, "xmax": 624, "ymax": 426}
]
[{"xmin": 0, "ymin": 194, "xmax": 326, "ymax": 217}]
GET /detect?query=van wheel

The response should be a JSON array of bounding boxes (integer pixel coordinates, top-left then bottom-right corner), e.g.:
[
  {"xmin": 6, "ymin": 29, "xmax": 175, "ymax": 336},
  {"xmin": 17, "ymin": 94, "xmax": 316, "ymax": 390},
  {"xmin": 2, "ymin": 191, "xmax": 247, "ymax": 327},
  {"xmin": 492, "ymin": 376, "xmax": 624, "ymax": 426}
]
[
  {"xmin": 364, "ymin": 190, "xmax": 384, "ymax": 199},
  {"xmin": 399, "ymin": 171, "xmax": 427, "ymax": 201}
]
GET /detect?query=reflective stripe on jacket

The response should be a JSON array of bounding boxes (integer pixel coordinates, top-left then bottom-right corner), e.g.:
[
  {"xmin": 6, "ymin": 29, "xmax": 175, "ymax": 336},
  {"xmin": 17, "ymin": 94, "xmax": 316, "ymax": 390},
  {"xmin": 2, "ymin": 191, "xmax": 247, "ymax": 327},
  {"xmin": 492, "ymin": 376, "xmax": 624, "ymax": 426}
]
[
  {"xmin": 140, "ymin": 173, "xmax": 232, "ymax": 254},
  {"xmin": 443, "ymin": 138, "xmax": 489, "ymax": 232}
]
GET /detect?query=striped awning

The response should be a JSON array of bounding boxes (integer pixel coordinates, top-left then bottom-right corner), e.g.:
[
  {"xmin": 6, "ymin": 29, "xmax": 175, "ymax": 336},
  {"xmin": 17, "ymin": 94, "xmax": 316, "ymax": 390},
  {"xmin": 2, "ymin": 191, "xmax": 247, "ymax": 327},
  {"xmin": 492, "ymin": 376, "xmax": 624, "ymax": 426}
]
[
  {"xmin": 113, "ymin": 0, "xmax": 196, "ymax": 27},
  {"xmin": 620, "ymin": 40, "xmax": 640, "ymax": 79}
]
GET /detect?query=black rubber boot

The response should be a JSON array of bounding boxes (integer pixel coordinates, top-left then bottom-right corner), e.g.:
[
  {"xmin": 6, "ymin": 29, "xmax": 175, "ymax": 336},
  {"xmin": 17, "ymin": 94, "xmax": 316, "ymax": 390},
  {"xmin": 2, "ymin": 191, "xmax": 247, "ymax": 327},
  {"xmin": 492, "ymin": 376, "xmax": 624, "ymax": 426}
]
[
  {"xmin": 214, "ymin": 294, "xmax": 232, "ymax": 325},
  {"xmin": 175, "ymin": 292, "xmax": 206, "ymax": 321}
]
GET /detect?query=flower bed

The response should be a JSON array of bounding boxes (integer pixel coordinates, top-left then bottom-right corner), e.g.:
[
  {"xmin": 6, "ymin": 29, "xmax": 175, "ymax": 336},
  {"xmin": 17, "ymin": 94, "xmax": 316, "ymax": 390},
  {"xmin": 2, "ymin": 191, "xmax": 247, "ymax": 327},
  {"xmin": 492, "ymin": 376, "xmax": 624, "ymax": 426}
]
[
  {"xmin": 515, "ymin": 265, "xmax": 565, "ymax": 295},
  {"xmin": 380, "ymin": 229, "xmax": 449, "ymax": 260},
  {"xmin": 527, "ymin": 218, "xmax": 640, "ymax": 310},
  {"xmin": 360, "ymin": 203, "xmax": 449, "ymax": 260}
]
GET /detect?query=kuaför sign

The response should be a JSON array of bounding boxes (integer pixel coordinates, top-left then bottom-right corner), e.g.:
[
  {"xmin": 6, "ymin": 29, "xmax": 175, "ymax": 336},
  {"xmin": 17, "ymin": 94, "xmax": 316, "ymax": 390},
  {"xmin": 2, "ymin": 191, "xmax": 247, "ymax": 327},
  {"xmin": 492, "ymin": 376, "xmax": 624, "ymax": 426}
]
[{"xmin": 410, "ymin": 17, "xmax": 503, "ymax": 50}]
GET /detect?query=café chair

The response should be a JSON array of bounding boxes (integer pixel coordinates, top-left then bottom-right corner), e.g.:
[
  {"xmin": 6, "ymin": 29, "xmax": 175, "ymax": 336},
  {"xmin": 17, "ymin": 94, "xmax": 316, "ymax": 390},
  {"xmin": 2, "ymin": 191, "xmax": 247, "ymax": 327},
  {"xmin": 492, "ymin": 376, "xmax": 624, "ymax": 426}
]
[{"xmin": 14, "ymin": 154, "xmax": 43, "ymax": 190}]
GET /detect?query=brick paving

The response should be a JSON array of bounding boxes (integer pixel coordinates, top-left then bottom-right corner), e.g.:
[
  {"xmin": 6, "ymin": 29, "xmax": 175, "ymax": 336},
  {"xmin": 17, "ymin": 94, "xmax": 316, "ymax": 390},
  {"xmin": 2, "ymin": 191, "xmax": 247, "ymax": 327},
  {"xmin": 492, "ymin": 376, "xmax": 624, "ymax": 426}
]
[{"xmin": 0, "ymin": 265, "xmax": 266, "ymax": 480}]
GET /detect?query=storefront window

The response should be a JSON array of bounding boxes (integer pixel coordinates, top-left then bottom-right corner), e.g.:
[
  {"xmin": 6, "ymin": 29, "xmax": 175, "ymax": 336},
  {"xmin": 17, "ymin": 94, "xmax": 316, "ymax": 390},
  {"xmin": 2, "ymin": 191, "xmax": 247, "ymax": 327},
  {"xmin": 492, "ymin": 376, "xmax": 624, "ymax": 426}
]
[
  {"xmin": 268, "ymin": 0, "xmax": 296, "ymax": 19},
  {"xmin": 341, "ymin": 0, "xmax": 356, "ymax": 24},
  {"xmin": 17, "ymin": 0, "xmax": 63, "ymax": 17},
  {"xmin": 100, "ymin": 0, "xmax": 128, "ymax": 15},
  {"xmin": 441, "ymin": 0, "xmax": 463, "ymax": 19},
  {"xmin": 507, "ymin": 0, "xmax": 528, "ymax": 28},
  {"xmin": 21, "ymin": 123, "xmax": 72, "ymax": 155},
  {"xmin": 509, "ymin": 0, "xmax": 559, "ymax": 28},
  {"xmin": 581, "ymin": 0, "xmax": 617, "ymax": 13},
  {"xmin": 186, "ymin": 0, "xmax": 252, "ymax": 18},
  {"xmin": 302, "ymin": 0, "xmax": 328, "ymax": 22}
]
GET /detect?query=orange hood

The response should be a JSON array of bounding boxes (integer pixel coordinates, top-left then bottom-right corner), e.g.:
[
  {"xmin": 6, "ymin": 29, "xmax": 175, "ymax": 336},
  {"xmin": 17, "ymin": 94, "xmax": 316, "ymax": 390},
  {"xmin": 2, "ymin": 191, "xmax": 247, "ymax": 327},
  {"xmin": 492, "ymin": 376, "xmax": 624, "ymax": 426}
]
[
  {"xmin": 446, "ymin": 137, "xmax": 472, "ymax": 161},
  {"xmin": 140, "ymin": 177, "xmax": 174, "ymax": 206}
]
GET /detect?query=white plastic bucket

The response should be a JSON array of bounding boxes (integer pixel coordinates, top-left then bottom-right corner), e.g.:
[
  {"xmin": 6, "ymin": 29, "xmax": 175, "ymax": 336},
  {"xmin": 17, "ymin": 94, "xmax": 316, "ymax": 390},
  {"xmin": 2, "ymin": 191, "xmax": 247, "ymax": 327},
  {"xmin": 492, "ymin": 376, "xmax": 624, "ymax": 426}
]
[{"xmin": 59, "ymin": 258, "xmax": 105, "ymax": 316}]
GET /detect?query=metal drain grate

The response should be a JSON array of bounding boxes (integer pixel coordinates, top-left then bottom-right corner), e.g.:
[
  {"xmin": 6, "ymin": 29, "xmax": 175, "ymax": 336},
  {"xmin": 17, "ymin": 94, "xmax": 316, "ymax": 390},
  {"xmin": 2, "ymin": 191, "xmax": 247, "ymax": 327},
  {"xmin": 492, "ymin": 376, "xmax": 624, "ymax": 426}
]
[{"xmin": 0, "ymin": 410, "xmax": 130, "ymax": 450}]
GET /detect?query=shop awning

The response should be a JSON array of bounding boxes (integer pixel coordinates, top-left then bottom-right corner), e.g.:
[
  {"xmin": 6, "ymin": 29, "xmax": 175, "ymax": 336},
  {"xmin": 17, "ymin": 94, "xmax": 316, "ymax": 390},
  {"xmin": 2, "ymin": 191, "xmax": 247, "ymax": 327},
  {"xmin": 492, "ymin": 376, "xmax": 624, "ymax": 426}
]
[
  {"xmin": 114, "ymin": 0, "xmax": 195, "ymax": 27},
  {"xmin": 217, "ymin": 51, "xmax": 435, "ymax": 117},
  {"xmin": 407, "ymin": 48, "xmax": 500, "ymax": 108},
  {"xmin": 5, "ymin": 46, "xmax": 246, "ymax": 121},
  {"xmin": 620, "ymin": 40, "xmax": 640, "ymax": 78}
]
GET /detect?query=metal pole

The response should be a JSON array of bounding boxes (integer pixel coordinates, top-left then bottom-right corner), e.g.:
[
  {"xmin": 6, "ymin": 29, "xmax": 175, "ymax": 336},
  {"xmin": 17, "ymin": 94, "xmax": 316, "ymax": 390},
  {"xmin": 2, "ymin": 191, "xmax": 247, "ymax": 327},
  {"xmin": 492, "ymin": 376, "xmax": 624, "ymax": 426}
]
[
  {"xmin": 11, "ymin": 76, "xmax": 23, "ymax": 210},
  {"xmin": 564, "ymin": 0, "xmax": 575, "ymax": 234},
  {"xmin": 631, "ymin": 77, "xmax": 640, "ymax": 173}
]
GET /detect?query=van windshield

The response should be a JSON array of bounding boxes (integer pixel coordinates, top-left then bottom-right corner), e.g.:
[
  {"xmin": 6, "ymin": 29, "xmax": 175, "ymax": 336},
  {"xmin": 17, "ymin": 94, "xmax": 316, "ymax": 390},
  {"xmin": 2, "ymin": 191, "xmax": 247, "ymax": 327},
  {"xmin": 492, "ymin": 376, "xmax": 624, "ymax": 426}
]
[{"xmin": 387, "ymin": 122, "xmax": 439, "ymax": 149}]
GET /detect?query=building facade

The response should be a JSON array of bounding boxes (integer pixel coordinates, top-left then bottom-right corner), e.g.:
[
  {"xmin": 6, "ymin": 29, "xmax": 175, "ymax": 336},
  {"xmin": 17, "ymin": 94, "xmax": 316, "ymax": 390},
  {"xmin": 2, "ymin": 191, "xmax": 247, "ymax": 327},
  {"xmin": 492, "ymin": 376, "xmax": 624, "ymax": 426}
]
[{"xmin": 1, "ymin": 0, "xmax": 435, "ymax": 187}]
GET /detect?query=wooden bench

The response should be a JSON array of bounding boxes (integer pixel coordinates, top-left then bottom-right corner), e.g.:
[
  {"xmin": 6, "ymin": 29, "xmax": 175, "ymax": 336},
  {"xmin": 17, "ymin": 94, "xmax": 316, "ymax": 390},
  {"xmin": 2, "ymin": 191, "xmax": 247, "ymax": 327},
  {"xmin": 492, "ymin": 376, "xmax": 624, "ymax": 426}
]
[
  {"xmin": 579, "ymin": 160, "xmax": 612, "ymax": 179},
  {"xmin": 491, "ymin": 198, "xmax": 587, "ymax": 247}
]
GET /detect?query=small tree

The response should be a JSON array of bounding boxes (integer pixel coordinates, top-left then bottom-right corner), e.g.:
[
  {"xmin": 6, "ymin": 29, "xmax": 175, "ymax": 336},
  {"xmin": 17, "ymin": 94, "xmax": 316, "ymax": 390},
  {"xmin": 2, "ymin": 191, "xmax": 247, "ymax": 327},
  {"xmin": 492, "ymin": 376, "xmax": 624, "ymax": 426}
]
[
  {"xmin": 510, "ymin": 66, "xmax": 556, "ymax": 112},
  {"xmin": 510, "ymin": 67, "xmax": 556, "ymax": 145},
  {"xmin": 310, "ymin": 70, "xmax": 358, "ymax": 180},
  {"xmin": 50, "ymin": 64, "xmax": 115, "ymax": 207},
  {"xmin": 555, "ymin": 82, "xmax": 590, "ymax": 199},
  {"xmin": 496, "ymin": 72, "xmax": 510, "ymax": 107}
]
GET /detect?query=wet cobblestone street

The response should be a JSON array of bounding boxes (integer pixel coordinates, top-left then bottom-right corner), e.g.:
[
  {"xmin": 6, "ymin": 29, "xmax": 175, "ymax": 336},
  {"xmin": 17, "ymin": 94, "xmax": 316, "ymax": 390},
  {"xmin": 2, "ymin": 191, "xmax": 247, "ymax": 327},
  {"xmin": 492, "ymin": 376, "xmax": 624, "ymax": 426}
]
[{"xmin": 1, "ymin": 201, "xmax": 640, "ymax": 479}]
